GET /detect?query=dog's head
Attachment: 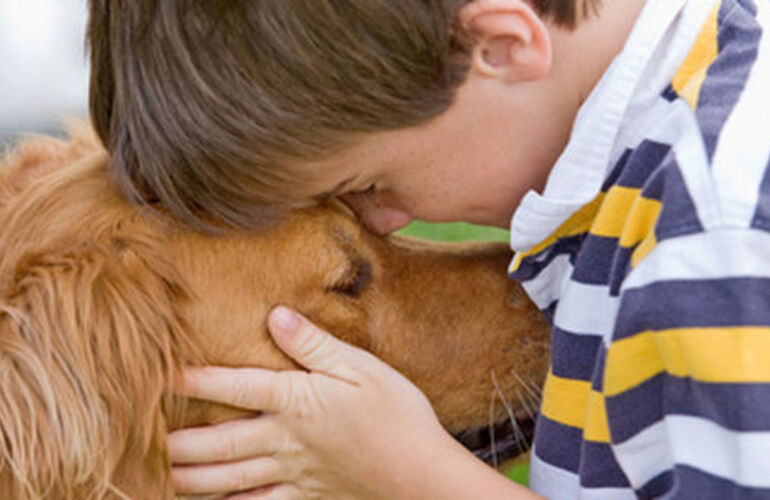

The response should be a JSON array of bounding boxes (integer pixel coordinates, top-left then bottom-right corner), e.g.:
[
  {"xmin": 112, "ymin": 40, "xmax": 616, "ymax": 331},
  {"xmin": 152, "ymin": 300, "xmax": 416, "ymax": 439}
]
[{"xmin": 0, "ymin": 129, "xmax": 549, "ymax": 498}]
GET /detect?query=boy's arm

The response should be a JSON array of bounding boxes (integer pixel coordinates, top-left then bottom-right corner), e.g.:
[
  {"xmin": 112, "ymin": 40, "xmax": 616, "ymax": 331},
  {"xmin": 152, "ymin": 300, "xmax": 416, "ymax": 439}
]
[{"xmin": 608, "ymin": 227, "xmax": 770, "ymax": 496}]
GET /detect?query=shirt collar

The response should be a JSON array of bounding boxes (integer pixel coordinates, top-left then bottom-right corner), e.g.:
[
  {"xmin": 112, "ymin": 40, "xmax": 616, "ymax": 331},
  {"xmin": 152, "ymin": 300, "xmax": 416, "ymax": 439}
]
[{"xmin": 509, "ymin": 0, "xmax": 695, "ymax": 253}]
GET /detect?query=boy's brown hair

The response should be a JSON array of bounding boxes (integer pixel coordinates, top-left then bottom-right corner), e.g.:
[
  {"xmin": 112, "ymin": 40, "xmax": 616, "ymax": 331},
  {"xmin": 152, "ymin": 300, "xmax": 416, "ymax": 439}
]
[{"xmin": 87, "ymin": 0, "xmax": 600, "ymax": 231}]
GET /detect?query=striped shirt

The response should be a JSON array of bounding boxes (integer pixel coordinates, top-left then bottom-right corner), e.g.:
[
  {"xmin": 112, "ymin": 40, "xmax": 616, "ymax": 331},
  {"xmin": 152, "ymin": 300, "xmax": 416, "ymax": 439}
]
[{"xmin": 507, "ymin": 0, "xmax": 770, "ymax": 498}]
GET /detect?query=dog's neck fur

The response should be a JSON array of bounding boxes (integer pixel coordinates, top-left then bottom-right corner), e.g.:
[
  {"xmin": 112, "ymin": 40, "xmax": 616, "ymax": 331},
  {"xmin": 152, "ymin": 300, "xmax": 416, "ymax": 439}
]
[{"xmin": 0, "ymin": 130, "xmax": 205, "ymax": 498}]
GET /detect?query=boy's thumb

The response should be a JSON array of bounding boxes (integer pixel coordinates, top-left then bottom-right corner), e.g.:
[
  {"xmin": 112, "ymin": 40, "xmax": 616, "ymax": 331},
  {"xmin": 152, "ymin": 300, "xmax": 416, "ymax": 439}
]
[{"xmin": 267, "ymin": 306, "xmax": 357, "ymax": 376}]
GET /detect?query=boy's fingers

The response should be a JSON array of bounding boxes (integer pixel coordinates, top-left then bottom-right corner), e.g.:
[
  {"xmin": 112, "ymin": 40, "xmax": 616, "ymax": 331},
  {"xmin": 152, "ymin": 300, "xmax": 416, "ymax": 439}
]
[
  {"xmin": 224, "ymin": 484, "xmax": 302, "ymax": 500},
  {"xmin": 180, "ymin": 367, "xmax": 288, "ymax": 413},
  {"xmin": 267, "ymin": 306, "xmax": 369, "ymax": 379},
  {"xmin": 168, "ymin": 416, "xmax": 277, "ymax": 464},
  {"xmin": 172, "ymin": 456, "xmax": 286, "ymax": 495}
]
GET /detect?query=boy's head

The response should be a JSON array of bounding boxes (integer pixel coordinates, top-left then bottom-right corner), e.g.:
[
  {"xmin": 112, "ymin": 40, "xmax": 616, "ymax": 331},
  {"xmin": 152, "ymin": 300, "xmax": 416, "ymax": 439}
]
[{"xmin": 87, "ymin": 0, "xmax": 601, "ymax": 233}]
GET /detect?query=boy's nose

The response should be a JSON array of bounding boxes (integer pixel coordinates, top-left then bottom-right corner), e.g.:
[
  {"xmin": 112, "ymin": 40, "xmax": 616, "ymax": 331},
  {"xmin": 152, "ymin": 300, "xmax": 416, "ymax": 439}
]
[
  {"xmin": 362, "ymin": 208, "xmax": 414, "ymax": 235},
  {"xmin": 338, "ymin": 194, "xmax": 413, "ymax": 235}
]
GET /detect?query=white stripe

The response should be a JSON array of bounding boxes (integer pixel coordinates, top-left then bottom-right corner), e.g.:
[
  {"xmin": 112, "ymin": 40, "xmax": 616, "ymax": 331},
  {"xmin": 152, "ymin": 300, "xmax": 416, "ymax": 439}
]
[
  {"xmin": 530, "ymin": 449, "xmax": 580, "ymax": 500},
  {"xmin": 518, "ymin": 253, "xmax": 573, "ymax": 311},
  {"xmin": 611, "ymin": 420, "xmax": 674, "ymax": 488},
  {"xmin": 711, "ymin": 0, "xmax": 770, "ymax": 228},
  {"xmin": 614, "ymin": 415, "xmax": 770, "ymax": 489},
  {"xmin": 553, "ymin": 282, "xmax": 618, "ymax": 341},
  {"xmin": 530, "ymin": 448, "xmax": 637, "ymax": 500},
  {"xmin": 622, "ymin": 228, "xmax": 770, "ymax": 291},
  {"xmin": 641, "ymin": 99, "xmax": 723, "ymax": 229},
  {"xmin": 614, "ymin": 0, "xmax": 721, "ymax": 156},
  {"xmin": 509, "ymin": 193, "xmax": 587, "ymax": 253}
]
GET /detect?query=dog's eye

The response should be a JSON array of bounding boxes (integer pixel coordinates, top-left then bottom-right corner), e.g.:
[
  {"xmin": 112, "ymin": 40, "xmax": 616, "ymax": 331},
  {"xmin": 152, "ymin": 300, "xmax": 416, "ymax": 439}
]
[{"xmin": 329, "ymin": 259, "xmax": 372, "ymax": 298}]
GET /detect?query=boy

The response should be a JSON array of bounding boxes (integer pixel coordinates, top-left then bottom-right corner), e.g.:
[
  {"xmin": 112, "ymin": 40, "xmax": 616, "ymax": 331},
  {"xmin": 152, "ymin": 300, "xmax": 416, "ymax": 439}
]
[{"xmin": 87, "ymin": 0, "xmax": 770, "ymax": 498}]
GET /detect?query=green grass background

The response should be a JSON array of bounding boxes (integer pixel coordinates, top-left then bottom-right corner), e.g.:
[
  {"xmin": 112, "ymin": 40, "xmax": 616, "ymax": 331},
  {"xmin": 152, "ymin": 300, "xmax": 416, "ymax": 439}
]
[
  {"xmin": 397, "ymin": 220, "xmax": 529, "ymax": 486},
  {"xmin": 398, "ymin": 220, "xmax": 509, "ymax": 242}
]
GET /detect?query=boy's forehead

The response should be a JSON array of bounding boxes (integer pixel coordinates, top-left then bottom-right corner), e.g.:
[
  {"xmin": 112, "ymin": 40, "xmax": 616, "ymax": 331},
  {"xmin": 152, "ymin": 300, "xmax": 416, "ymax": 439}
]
[{"xmin": 299, "ymin": 131, "xmax": 407, "ymax": 197}]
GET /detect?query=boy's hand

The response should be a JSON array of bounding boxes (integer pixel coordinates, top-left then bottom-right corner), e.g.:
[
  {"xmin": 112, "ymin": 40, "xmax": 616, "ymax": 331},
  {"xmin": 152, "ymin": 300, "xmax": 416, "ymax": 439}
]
[{"xmin": 168, "ymin": 306, "xmax": 463, "ymax": 499}]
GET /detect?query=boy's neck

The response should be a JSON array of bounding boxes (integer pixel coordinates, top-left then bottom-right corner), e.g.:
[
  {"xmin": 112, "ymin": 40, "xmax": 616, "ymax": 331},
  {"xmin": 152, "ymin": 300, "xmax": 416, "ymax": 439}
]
[{"xmin": 547, "ymin": 0, "xmax": 649, "ymax": 106}]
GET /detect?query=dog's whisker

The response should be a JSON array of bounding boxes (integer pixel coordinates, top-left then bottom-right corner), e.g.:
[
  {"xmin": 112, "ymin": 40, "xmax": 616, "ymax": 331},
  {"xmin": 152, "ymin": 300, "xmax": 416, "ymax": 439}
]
[
  {"xmin": 513, "ymin": 389, "xmax": 539, "ymax": 452},
  {"xmin": 515, "ymin": 387, "xmax": 536, "ymax": 421},
  {"xmin": 491, "ymin": 369, "xmax": 529, "ymax": 454},
  {"xmin": 491, "ymin": 369, "xmax": 517, "ymax": 426},
  {"xmin": 510, "ymin": 367, "xmax": 541, "ymax": 401},
  {"xmin": 530, "ymin": 378, "xmax": 544, "ymax": 396},
  {"xmin": 488, "ymin": 389, "xmax": 499, "ymax": 469}
]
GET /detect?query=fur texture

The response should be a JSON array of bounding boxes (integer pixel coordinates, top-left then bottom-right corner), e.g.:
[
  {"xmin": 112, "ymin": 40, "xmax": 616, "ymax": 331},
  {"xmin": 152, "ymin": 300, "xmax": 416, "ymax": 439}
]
[{"xmin": 0, "ymin": 127, "xmax": 548, "ymax": 498}]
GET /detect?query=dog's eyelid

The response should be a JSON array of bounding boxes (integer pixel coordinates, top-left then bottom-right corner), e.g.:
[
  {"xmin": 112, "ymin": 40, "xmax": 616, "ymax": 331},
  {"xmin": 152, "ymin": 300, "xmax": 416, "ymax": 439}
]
[{"xmin": 329, "ymin": 258, "xmax": 372, "ymax": 298}]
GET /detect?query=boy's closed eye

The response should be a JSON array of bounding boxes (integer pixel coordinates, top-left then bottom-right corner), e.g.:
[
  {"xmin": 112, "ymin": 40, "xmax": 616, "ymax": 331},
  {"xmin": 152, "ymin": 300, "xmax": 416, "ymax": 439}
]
[{"xmin": 350, "ymin": 184, "xmax": 377, "ymax": 198}]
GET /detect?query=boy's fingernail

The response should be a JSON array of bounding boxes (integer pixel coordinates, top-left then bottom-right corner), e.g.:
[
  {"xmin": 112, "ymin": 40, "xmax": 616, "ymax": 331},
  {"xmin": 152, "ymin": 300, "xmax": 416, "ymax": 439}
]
[{"xmin": 271, "ymin": 306, "xmax": 300, "ymax": 333}]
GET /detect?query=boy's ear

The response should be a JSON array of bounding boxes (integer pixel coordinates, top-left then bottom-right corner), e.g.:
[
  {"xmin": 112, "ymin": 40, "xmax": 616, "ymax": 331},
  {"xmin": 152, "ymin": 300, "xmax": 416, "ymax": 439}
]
[{"xmin": 460, "ymin": 0, "xmax": 552, "ymax": 82}]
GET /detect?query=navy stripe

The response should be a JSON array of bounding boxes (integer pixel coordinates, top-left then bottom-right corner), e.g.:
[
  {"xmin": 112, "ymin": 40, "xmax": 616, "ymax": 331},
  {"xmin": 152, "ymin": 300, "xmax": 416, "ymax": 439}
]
[
  {"xmin": 578, "ymin": 441, "xmax": 631, "ymax": 488},
  {"xmin": 571, "ymin": 234, "xmax": 618, "ymax": 286},
  {"xmin": 649, "ymin": 158, "xmax": 704, "ymax": 242},
  {"xmin": 589, "ymin": 344, "xmax": 607, "ymax": 392},
  {"xmin": 550, "ymin": 326, "xmax": 603, "ymax": 382},
  {"xmin": 608, "ymin": 245, "xmax": 633, "ymax": 297},
  {"xmin": 657, "ymin": 464, "xmax": 770, "ymax": 500},
  {"xmin": 661, "ymin": 84, "xmax": 679, "ymax": 102},
  {"xmin": 616, "ymin": 140, "xmax": 672, "ymax": 191},
  {"xmin": 614, "ymin": 277, "xmax": 770, "ymax": 340},
  {"xmin": 607, "ymin": 373, "xmax": 770, "ymax": 443},
  {"xmin": 510, "ymin": 233, "xmax": 586, "ymax": 282},
  {"xmin": 533, "ymin": 414, "xmax": 582, "ymax": 473},
  {"xmin": 697, "ymin": 0, "xmax": 762, "ymax": 161},
  {"xmin": 639, "ymin": 470, "xmax": 675, "ymax": 499},
  {"xmin": 639, "ymin": 161, "xmax": 667, "ymax": 200},
  {"xmin": 665, "ymin": 378, "xmax": 770, "ymax": 432},
  {"xmin": 542, "ymin": 300, "xmax": 557, "ymax": 326},
  {"xmin": 605, "ymin": 373, "xmax": 665, "ymax": 444},
  {"xmin": 751, "ymin": 156, "xmax": 770, "ymax": 231}
]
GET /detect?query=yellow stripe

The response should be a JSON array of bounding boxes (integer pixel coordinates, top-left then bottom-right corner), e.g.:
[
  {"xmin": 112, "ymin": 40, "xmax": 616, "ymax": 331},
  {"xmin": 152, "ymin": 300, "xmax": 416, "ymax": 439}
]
[
  {"xmin": 541, "ymin": 372, "xmax": 611, "ymax": 443},
  {"xmin": 590, "ymin": 186, "xmax": 639, "ymax": 238},
  {"xmin": 619, "ymin": 196, "xmax": 662, "ymax": 248},
  {"xmin": 605, "ymin": 327, "xmax": 770, "ymax": 396},
  {"xmin": 604, "ymin": 333, "xmax": 664, "ymax": 397},
  {"xmin": 584, "ymin": 390, "xmax": 611, "ymax": 443},
  {"xmin": 631, "ymin": 230, "xmax": 658, "ymax": 268},
  {"xmin": 588, "ymin": 184, "xmax": 661, "ymax": 256},
  {"xmin": 541, "ymin": 371, "xmax": 590, "ymax": 429},
  {"xmin": 510, "ymin": 194, "xmax": 604, "ymax": 272},
  {"xmin": 671, "ymin": 1, "xmax": 720, "ymax": 109},
  {"xmin": 588, "ymin": 183, "xmax": 662, "ymax": 267}
]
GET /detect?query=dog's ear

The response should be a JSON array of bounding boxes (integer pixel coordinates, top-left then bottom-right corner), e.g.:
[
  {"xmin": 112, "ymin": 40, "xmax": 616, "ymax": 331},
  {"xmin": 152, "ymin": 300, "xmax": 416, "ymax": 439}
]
[{"xmin": 0, "ymin": 227, "xmax": 194, "ymax": 499}]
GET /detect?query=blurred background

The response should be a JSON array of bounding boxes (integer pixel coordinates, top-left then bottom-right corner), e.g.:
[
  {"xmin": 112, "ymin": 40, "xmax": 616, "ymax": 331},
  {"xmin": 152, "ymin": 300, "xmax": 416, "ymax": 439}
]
[{"xmin": 0, "ymin": 0, "xmax": 89, "ymax": 145}]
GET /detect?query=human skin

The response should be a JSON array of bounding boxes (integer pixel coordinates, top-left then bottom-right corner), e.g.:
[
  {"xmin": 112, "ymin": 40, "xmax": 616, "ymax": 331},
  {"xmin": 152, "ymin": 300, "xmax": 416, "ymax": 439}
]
[{"xmin": 168, "ymin": 0, "xmax": 646, "ymax": 497}]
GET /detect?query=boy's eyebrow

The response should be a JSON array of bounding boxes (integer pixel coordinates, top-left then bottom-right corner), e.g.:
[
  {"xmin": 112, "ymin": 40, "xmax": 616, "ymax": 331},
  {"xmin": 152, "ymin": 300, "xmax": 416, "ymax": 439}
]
[{"xmin": 313, "ymin": 176, "xmax": 356, "ymax": 202}]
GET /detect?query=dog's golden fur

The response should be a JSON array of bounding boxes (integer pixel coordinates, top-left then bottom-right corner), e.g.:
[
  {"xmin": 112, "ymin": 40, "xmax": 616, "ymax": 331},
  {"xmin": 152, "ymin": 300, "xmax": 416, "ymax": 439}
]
[{"xmin": 0, "ymin": 128, "xmax": 549, "ymax": 499}]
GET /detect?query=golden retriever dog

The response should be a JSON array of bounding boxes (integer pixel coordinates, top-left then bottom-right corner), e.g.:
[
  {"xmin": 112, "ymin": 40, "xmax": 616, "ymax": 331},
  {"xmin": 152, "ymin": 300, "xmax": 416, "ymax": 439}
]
[{"xmin": 0, "ymin": 128, "xmax": 549, "ymax": 499}]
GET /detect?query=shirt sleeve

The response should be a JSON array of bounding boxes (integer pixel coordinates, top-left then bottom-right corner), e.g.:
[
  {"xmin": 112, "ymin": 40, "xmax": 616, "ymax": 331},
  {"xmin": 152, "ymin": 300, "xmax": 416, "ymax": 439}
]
[{"xmin": 602, "ymin": 227, "xmax": 770, "ymax": 498}]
